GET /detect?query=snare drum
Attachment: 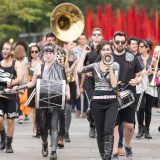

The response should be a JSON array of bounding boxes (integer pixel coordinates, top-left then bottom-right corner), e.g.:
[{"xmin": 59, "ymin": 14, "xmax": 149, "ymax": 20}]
[
  {"xmin": 117, "ymin": 90, "xmax": 135, "ymax": 110},
  {"xmin": 36, "ymin": 79, "xmax": 66, "ymax": 110}
]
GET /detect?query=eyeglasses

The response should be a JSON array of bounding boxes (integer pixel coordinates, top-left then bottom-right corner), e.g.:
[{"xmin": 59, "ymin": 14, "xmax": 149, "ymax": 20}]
[
  {"xmin": 31, "ymin": 50, "xmax": 38, "ymax": 54},
  {"xmin": 139, "ymin": 45, "xmax": 145, "ymax": 48},
  {"xmin": 92, "ymin": 33, "xmax": 102, "ymax": 36},
  {"xmin": 115, "ymin": 40, "xmax": 126, "ymax": 45}
]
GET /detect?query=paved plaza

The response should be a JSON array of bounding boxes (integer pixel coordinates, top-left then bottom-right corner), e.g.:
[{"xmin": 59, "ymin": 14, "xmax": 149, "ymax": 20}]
[{"xmin": 0, "ymin": 108, "xmax": 160, "ymax": 160}]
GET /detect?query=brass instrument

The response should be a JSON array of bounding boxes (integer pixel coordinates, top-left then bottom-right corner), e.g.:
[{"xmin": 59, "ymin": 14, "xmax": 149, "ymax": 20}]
[
  {"xmin": 50, "ymin": 3, "xmax": 85, "ymax": 42},
  {"xmin": 149, "ymin": 51, "xmax": 160, "ymax": 87},
  {"xmin": 50, "ymin": 3, "xmax": 84, "ymax": 82},
  {"xmin": 56, "ymin": 46, "xmax": 66, "ymax": 65},
  {"xmin": 102, "ymin": 54, "xmax": 114, "ymax": 65}
]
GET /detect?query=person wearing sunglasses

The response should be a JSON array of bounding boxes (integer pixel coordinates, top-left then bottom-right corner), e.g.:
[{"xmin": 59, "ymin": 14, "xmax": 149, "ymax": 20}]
[
  {"xmin": 79, "ymin": 28, "xmax": 103, "ymax": 139},
  {"xmin": 77, "ymin": 41, "xmax": 119, "ymax": 160},
  {"xmin": 27, "ymin": 43, "xmax": 41, "ymax": 137},
  {"xmin": 136, "ymin": 40, "xmax": 157, "ymax": 140},
  {"xmin": 112, "ymin": 31, "xmax": 142, "ymax": 160}
]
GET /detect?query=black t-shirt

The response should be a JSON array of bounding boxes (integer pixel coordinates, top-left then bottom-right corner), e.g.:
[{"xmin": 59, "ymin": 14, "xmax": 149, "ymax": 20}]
[
  {"xmin": 113, "ymin": 49, "xmax": 142, "ymax": 92},
  {"xmin": 83, "ymin": 44, "xmax": 100, "ymax": 91}
]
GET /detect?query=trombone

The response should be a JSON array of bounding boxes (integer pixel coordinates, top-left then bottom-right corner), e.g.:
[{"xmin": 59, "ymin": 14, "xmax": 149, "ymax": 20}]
[{"xmin": 149, "ymin": 51, "xmax": 160, "ymax": 87}]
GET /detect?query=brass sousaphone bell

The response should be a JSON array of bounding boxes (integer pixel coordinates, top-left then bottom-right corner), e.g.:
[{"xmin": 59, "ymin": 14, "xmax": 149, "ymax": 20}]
[{"xmin": 50, "ymin": 3, "xmax": 85, "ymax": 42}]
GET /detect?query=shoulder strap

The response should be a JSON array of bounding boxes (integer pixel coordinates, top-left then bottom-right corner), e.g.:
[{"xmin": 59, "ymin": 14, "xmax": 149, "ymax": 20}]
[{"xmin": 40, "ymin": 63, "xmax": 45, "ymax": 79}]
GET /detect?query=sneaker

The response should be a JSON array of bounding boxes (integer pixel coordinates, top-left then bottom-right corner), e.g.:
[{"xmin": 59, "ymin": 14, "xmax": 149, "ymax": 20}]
[
  {"xmin": 118, "ymin": 147, "xmax": 125, "ymax": 156},
  {"xmin": 125, "ymin": 146, "xmax": 133, "ymax": 160},
  {"xmin": 81, "ymin": 112, "xmax": 87, "ymax": 118},
  {"xmin": 18, "ymin": 119, "xmax": 23, "ymax": 124},
  {"xmin": 112, "ymin": 153, "xmax": 120, "ymax": 160},
  {"xmin": 42, "ymin": 143, "xmax": 48, "ymax": 157},
  {"xmin": 24, "ymin": 116, "xmax": 29, "ymax": 122},
  {"xmin": 89, "ymin": 127, "xmax": 96, "ymax": 138},
  {"xmin": 50, "ymin": 151, "xmax": 57, "ymax": 160},
  {"xmin": 65, "ymin": 133, "xmax": 70, "ymax": 142}
]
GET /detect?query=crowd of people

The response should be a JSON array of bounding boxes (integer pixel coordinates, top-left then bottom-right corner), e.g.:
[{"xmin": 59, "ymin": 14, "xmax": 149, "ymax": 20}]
[{"xmin": 0, "ymin": 28, "xmax": 160, "ymax": 160}]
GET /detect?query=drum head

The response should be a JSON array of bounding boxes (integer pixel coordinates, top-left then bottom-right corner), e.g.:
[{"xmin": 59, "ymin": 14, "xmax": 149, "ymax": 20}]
[{"xmin": 36, "ymin": 79, "xmax": 66, "ymax": 109}]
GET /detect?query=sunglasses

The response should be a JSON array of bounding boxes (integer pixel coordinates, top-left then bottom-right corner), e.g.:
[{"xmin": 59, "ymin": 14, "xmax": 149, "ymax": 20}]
[
  {"xmin": 31, "ymin": 50, "xmax": 38, "ymax": 54},
  {"xmin": 115, "ymin": 40, "xmax": 126, "ymax": 45},
  {"xmin": 92, "ymin": 33, "xmax": 102, "ymax": 36}
]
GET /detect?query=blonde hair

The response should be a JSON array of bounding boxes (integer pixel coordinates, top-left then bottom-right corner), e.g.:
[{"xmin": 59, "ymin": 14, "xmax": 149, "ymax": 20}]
[{"xmin": 14, "ymin": 45, "xmax": 26, "ymax": 61}]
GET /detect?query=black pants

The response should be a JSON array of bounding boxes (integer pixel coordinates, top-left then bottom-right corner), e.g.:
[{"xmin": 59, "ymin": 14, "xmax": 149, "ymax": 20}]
[
  {"xmin": 92, "ymin": 105, "xmax": 118, "ymax": 137},
  {"xmin": 91, "ymin": 102, "xmax": 118, "ymax": 159},
  {"xmin": 137, "ymin": 93, "xmax": 155, "ymax": 128}
]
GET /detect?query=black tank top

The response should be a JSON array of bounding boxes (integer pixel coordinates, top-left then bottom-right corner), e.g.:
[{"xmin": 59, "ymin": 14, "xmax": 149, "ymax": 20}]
[{"xmin": 0, "ymin": 60, "xmax": 17, "ymax": 99}]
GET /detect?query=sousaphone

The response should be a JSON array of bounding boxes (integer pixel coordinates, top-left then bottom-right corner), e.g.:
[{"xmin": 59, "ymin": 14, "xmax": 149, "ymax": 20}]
[{"xmin": 50, "ymin": 3, "xmax": 85, "ymax": 42}]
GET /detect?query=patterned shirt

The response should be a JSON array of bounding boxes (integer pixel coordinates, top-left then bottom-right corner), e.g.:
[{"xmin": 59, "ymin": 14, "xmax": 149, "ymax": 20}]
[{"xmin": 81, "ymin": 62, "xmax": 119, "ymax": 91}]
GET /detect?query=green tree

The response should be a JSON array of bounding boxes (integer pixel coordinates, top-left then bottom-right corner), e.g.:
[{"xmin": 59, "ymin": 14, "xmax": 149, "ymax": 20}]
[{"xmin": 0, "ymin": 0, "xmax": 54, "ymax": 44}]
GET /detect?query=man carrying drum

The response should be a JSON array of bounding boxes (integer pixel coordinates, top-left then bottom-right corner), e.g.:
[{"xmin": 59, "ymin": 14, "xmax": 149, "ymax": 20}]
[
  {"xmin": 0, "ymin": 42, "xmax": 22, "ymax": 153},
  {"xmin": 16, "ymin": 44, "xmax": 70, "ymax": 160},
  {"xmin": 112, "ymin": 31, "xmax": 142, "ymax": 160}
]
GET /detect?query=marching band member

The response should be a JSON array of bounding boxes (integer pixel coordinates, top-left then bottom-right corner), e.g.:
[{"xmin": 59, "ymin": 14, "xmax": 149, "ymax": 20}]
[
  {"xmin": 77, "ymin": 41, "xmax": 119, "ymax": 160},
  {"xmin": 136, "ymin": 40, "xmax": 158, "ymax": 139},
  {"xmin": 0, "ymin": 42, "xmax": 22, "ymax": 153},
  {"xmin": 16, "ymin": 44, "xmax": 70, "ymax": 160},
  {"xmin": 112, "ymin": 31, "xmax": 142, "ymax": 160}
]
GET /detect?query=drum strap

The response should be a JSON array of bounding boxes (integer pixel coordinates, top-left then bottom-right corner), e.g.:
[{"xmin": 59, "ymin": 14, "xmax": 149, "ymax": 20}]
[{"xmin": 40, "ymin": 63, "xmax": 45, "ymax": 79}]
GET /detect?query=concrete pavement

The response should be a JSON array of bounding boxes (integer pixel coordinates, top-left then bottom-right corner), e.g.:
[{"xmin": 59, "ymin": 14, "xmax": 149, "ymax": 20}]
[{"xmin": 0, "ymin": 108, "xmax": 160, "ymax": 160}]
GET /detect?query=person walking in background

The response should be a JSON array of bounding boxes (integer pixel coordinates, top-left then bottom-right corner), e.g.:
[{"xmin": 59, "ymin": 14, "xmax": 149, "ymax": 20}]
[{"xmin": 27, "ymin": 43, "xmax": 42, "ymax": 137}]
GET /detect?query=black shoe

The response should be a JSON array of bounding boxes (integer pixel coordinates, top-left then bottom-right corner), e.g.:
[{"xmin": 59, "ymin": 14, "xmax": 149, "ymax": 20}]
[
  {"xmin": 89, "ymin": 127, "xmax": 96, "ymax": 138},
  {"xmin": 0, "ymin": 131, "xmax": 6, "ymax": 150},
  {"xmin": 144, "ymin": 127, "xmax": 152, "ymax": 139},
  {"xmin": 6, "ymin": 137, "xmax": 13, "ymax": 153},
  {"xmin": 50, "ymin": 151, "xmax": 57, "ymax": 160},
  {"xmin": 65, "ymin": 133, "xmax": 70, "ymax": 142},
  {"xmin": 144, "ymin": 132, "xmax": 152, "ymax": 139},
  {"xmin": 125, "ymin": 146, "xmax": 133, "ymax": 160},
  {"xmin": 112, "ymin": 153, "xmax": 120, "ymax": 160},
  {"xmin": 42, "ymin": 142, "xmax": 48, "ymax": 157},
  {"xmin": 136, "ymin": 126, "xmax": 144, "ymax": 139}
]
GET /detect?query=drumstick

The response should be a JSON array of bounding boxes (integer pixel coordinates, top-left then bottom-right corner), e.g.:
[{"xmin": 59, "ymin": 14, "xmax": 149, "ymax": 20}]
[
  {"xmin": 123, "ymin": 73, "xmax": 142, "ymax": 90},
  {"xmin": 25, "ymin": 88, "xmax": 36, "ymax": 106}
]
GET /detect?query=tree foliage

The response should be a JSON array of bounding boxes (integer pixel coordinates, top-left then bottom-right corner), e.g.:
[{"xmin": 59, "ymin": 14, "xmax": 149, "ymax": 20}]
[{"xmin": 0, "ymin": 0, "xmax": 160, "ymax": 45}]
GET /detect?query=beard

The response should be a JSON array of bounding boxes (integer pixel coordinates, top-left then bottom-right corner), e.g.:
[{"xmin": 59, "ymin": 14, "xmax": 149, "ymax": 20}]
[{"xmin": 115, "ymin": 46, "xmax": 125, "ymax": 53}]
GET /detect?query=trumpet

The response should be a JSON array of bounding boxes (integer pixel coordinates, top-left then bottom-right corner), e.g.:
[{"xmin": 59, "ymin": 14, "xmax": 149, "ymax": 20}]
[
  {"xmin": 102, "ymin": 54, "xmax": 114, "ymax": 65},
  {"xmin": 149, "ymin": 51, "xmax": 160, "ymax": 87}
]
